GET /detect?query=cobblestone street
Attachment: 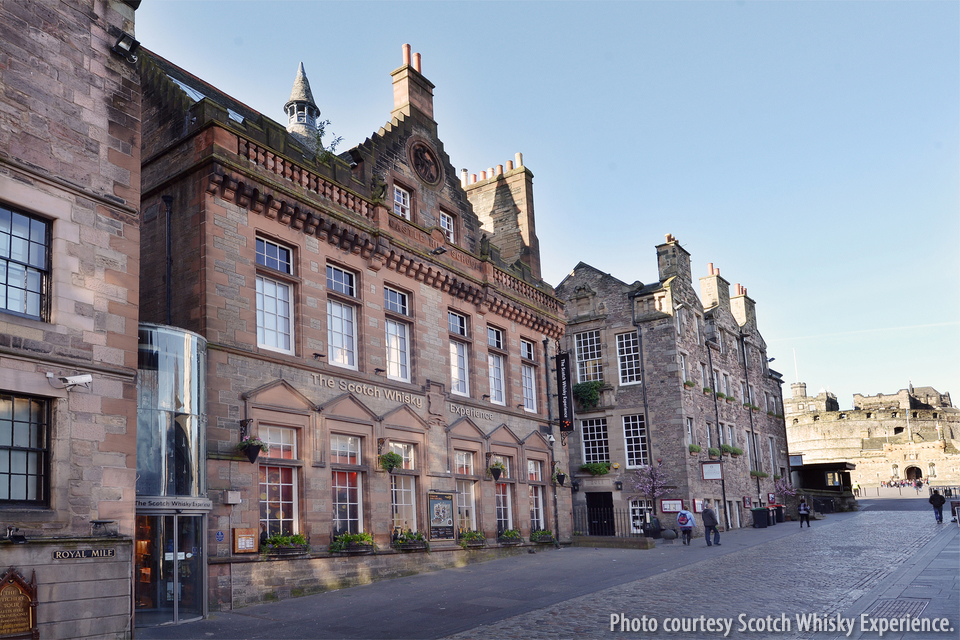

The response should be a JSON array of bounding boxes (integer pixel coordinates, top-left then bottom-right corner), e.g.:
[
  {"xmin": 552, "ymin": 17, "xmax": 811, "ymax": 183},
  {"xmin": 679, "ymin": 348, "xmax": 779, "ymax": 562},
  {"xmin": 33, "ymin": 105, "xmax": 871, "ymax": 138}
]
[
  {"xmin": 140, "ymin": 501, "xmax": 957, "ymax": 640},
  {"xmin": 443, "ymin": 512, "xmax": 953, "ymax": 640}
]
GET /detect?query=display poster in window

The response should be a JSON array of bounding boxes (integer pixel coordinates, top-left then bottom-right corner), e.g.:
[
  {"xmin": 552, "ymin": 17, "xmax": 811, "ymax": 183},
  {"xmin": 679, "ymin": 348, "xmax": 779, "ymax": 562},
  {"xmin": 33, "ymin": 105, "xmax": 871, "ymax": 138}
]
[
  {"xmin": 556, "ymin": 352, "xmax": 574, "ymax": 432},
  {"xmin": 768, "ymin": 493, "xmax": 776, "ymax": 505},
  {"xmin": 428, "ymin": 493, "xmax": 455, "ymax": 540},
  {"xmin": 660, "ymin": 499, "xmax": 683, "ymax": 513},
  {"xmin": 693, "ymin": 499, "xmax": 704, "ymax": 513},
  {"xmin": 701, "ymin": 461, "xmax": 722, "ymax": 480},
  {"xmin": 743, "ymin": 496, "xmax": 753, "ymax": 508},
  {"xmin": 789, "ymin": 454, "xmax": 803, "ymax": 467}
]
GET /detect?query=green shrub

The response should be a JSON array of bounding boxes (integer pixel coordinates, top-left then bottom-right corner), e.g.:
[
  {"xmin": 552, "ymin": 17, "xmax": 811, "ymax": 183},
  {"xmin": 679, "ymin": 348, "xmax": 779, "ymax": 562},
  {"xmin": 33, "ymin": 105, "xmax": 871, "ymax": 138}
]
[
  {"xmin": 572, "ymin": 380, "xmax": 604, "ymax": 409},
  {"xmin": 580, "ymin": 462, "xmax": 611, "ymax": 476}
]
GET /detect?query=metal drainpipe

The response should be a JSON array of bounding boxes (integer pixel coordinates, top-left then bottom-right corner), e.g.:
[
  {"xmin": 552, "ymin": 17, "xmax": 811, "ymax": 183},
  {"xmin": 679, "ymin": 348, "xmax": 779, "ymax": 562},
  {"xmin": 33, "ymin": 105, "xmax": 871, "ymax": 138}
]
[
  {"xmin": 162, "ymin": 195, "xmax": 173, "ymax": 326},
  {"xmin": 631, "ymin": 319, "xmax": 654, "ymax": 515},
  {"xmin": 542, "ymin": 337, "xmax": 560, "ymax": 545},
  {"xmin": 740, "ymin": 329, "xmax": 763, "ymax": 502},
  {"xmin": 705, "ymin": 336, "xmax": 730, "ymax": 527}
]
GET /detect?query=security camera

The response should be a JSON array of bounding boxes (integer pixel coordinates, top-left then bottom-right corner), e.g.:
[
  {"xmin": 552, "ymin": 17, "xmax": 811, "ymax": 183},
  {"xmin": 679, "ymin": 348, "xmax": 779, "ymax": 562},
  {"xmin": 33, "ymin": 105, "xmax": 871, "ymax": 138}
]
[
  {"xmin": 60, "ymin": 374, "xmax": 92, "ymax": 387},
  {"xmin": 547, "ymin": 434, "xmax": 556, "ymax": 444}
]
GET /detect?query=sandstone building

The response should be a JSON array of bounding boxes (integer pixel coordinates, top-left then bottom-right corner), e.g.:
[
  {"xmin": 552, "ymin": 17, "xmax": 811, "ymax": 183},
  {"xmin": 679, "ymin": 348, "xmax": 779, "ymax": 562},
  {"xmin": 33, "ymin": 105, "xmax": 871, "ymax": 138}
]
[
  {"xmin": 136, "ymin": 44, "xmax": 567, "ymax": 621},
  {"xmin": 555, "ymin": 235, "xmax": 790, "ymax": 535},
  {"xmin": 786, "ymin": 383, "xmax": 960, "ymax": 487},
  {"xmin": 0, "ymin": 1, "xmax": 142, "ymax": 637}
]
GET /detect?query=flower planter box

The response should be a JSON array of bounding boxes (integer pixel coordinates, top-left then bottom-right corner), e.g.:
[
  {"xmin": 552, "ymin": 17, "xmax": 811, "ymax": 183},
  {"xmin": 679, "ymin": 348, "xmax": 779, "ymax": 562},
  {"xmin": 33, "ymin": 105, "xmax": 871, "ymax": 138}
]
[
  {"xmin": 532, "ymin": 536, "xmax": 555, "ymax": 545},
  {"xmin": 264, "ymin": 545, "xmax": 310, "ymax": 558},
  {"xmin": 393, "ymin": 541, "xmax": 428, "ymax": 552},
  {"xmin": 498, "ymin": 539, "xmax": 522, "ymax": 546},
  {"xmin": 342, "ymin": 542, "xmax": 374, "ymax": 555},
  {"xmin": 462, "ymin": 540, "xmax": 486, "ymax": 549}
]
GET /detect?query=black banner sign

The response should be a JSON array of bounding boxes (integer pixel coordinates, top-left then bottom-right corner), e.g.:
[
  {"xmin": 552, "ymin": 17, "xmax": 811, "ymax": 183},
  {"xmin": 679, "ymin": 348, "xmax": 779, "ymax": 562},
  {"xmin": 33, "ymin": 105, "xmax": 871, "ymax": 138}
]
[{"xmin": 556, "ymin": 352, "xmax": 574, "ymax": 432}]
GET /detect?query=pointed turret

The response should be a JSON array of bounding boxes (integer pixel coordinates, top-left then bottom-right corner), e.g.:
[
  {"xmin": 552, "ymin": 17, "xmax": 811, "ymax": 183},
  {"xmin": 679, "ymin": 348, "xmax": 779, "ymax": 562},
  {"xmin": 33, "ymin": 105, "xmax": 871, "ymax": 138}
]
[{"xmin": 285, "ymin": 62, "xmax": 319, "ymax": 154}]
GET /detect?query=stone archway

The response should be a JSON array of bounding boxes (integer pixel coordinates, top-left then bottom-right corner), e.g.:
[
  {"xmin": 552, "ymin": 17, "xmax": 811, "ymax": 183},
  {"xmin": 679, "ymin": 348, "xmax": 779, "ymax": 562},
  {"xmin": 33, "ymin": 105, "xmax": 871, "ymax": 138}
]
[{"xmin": 904, "ymin": 466, "xmax": 923, "ymax": 481}]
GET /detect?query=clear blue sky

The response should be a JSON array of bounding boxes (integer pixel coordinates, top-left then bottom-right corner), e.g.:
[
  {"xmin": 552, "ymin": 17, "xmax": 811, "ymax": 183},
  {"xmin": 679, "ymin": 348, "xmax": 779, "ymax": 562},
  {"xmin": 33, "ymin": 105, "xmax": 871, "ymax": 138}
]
[{"xmin": 135, "ymin": 1, "xmax": 959, "ymax": 408}]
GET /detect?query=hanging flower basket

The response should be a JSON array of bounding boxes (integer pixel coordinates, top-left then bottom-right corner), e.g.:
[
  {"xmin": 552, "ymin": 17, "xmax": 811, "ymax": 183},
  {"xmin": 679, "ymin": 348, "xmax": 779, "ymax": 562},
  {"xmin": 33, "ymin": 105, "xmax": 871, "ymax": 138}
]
[
  {"xmin": 237, "ymin": 437, "xmax": 269, "ymax": 464},
  {"xmin": 488, "ymin": 460, "xmax": 506, "ymax": 481}
]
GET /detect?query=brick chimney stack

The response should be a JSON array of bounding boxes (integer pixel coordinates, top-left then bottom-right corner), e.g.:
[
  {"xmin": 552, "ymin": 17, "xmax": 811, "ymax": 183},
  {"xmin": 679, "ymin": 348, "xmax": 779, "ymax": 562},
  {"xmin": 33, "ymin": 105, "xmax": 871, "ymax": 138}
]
[{"xmin": 392, "ymin": 44, "xmax": 435, "ymax": 121}]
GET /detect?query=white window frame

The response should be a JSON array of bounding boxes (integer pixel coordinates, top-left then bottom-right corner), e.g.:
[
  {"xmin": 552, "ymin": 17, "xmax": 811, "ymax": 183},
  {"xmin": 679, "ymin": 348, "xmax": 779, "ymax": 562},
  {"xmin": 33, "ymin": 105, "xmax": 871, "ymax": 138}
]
[
  {"xmin": 389, "ymin": 442, "xmax": 415, "ymax": 470},
  {"xmin": 580, "ymin": 418, "xmax": 610, "ymax": 464},
  {"xmin": 487, "ymin": 352, "xmax": 505, "ymax": 404},
  {"xmin": 521, "ymin": 363, "xmax": 537, "ymax": 412},
  {"xmin": 327, "ymin": 299, "xmax": 357, "ymax": 369},
  {"xmin": 390, "ymin": 474, "xmax": 417, "ymax": 532},
  {"xmin": 439, "ymin": 211, "xmax": 455, "ymax": 243},
  {"xmin": 450, "ymin": 340, "xmax": 469, "ymax": 396},
  {"xmin": 623, "ymin": 414, "xmax": 648, "ymax": 468},
  {"xmin": 630, "ymin": 498, "xmax": 653, "ymax": 534},
  {"xmin": 529, "ymin": 484, "xmax": 545, "ymax": 531},
  {"xmin": 685, "ymin": 417, "xmax": 694, "ymax": 447},
  {"xmin": 455, "ymin": 450, "xmax": 474, "ymax": 475},
  {"xmin": 456, "ymin": 479, "xmax": 476, "ymax": 531},
  {"xmin": 384, "ymin": 286, "xmax": 411, "ymax": 382},
  {"xmin": 393, "ymin": 185, "xmax": 411, "ymax": 219},
  {"xmin": 575, "ymin": 330, "xmax": 603, "ymax": 382},
  {"xmin": 495, "ymin": 482, "xmax": 513, "ymax": 532},
  {"xmin": 616, "ymin": 332, "xmax": 642, "ymax": 385},
  {"xmin": 256, "ymin": 269, "xmax": 294, "ymax": 354}
]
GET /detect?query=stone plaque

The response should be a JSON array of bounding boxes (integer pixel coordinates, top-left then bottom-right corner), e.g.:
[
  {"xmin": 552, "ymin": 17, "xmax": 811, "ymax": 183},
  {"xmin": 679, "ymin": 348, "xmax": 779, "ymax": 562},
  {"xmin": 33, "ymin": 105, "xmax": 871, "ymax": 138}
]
[{"xmin": 0, "ymin": 567, "xmax": 37, "ymax": 640}]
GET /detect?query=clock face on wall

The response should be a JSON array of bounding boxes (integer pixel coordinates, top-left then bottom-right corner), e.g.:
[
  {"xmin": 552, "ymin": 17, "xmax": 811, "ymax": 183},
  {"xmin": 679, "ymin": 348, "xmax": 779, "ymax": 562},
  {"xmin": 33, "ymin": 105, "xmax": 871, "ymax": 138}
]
[{"xmin": 410, "ymin": 141, "xmax": 441, "ymax": 185}]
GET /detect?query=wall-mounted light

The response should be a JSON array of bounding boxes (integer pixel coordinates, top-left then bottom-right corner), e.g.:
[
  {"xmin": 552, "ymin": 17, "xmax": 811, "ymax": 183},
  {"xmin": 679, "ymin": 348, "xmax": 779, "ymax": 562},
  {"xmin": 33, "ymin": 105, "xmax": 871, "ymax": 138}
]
[
  {"xmin": 374, "ymin": 368, "xmax": 386, "ymax": 375},
  {"xmin": 377, "ymin": 437, "xmax": 386, "ymax": 456},
  {"xmin": 111, "ymin": 31, "xmax": 140, "ymax": 64},
  {"xmin": 313, "ymin": 353, "xmax": 325, "ymax": 360},
  {"xmin": 481, "ymin": 394, "xmax": 490, "ymax": 400},
  {"xmin": 431, "ymin": 247, "xmax": 447, "ymax": 255},
  {"xmin": 614, "ymin": 480, "xmax": 624, "ymax": 491},
  {"xmin": 517, "ymin": 403, "xmax": 525, "ymax": 410},
  {"xmin": 571, "ymin": 480, "xmax": 580, "ymax": 493},
  {"xmin": 767, "ymin": 357, "xmax": 775, "ymax": 363}
]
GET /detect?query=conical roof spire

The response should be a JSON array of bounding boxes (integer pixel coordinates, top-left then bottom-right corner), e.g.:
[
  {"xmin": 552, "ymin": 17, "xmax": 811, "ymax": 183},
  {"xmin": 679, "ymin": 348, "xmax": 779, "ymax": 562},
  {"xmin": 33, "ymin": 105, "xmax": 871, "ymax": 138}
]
[{"xmin": 286, "ymin": 62, "xmax": 317, "ymax": 110}]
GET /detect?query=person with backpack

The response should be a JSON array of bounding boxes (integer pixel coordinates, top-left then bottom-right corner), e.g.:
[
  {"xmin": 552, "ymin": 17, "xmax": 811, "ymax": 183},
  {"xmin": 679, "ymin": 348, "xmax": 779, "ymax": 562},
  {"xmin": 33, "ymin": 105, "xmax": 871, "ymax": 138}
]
[
  {"xmin": 929, "ymin": 490, "xmax": 946, "ymax": 523},
  {"xmin": 798, "ymin": 498, "xmax": 811, "ymax": 528},
  {"xmin": 676, "ymin": 507, "xmax": 696, "ymax": 545}
]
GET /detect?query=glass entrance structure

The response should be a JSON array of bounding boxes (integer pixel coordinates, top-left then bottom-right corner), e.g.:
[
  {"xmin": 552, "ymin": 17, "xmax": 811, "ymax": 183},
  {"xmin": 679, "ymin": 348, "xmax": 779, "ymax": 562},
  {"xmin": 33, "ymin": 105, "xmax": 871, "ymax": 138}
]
[{"xmin": 135, "ymin": 324, "xmax": 209, "ymax": 626}]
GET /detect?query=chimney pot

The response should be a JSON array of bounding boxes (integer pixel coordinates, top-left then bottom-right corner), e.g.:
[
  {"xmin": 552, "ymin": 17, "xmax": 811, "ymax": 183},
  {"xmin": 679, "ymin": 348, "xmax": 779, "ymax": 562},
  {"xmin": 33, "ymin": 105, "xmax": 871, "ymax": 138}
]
[
  {"xmin": 506, "ymin": 160, "xmax": 514, "ymax": 170},
  {"xmin": 708, "ymin": 262, "xmax": 714, "ymax": 275},
  {"xmin": 515, "ymin": 152, "xmax": 523, "ymax": 167},
  {"xmin": 496, "ymin": 164, "xmax": 503, "ymax": 175},
  {"xmin": 480, "ymin": 171, "xmax": 487, "ymax": 180},
  {"xmin": 402, "ymin": 44, "xmax": 411, "ymax": 66},
  {"xmin": 413, "ymin": 52, "xmax": 421, "ymax": 73},
  {"xmin": 471, "ymin": 174, "xmax": 477, "ymax": 184}
]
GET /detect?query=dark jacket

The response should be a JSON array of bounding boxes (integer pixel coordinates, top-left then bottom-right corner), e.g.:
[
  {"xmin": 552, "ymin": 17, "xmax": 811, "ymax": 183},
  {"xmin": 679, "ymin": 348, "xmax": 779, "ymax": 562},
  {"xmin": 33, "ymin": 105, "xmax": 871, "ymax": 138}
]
[
  {"xmin": 702, "ymin": 507, "xmax": 718, "ymax": 527},
  {"xmin": 929, "ymin": 493, "xmax": 946, "ymax": 508}
]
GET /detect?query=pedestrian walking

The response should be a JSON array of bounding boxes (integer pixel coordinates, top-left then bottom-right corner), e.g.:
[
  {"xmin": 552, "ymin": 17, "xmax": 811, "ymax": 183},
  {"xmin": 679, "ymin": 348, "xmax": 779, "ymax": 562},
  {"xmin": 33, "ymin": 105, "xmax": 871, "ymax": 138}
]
[
  {"xmin": 798, "ymin": 499, "xmax": 811, "ymax": 528},
  {"xmin": 852, "ymin": 482, "xmax": 860, "ymax": 497},
  {"xmin": 929, "ymin": 490, "xmax": 946, "ymax": 524},
  {"xmin": 677, "ymin": 508, "xmax": 696, "ymax": 545},
  {"xmin": 701, "ymin": 500, "xmax": 721, "ymax": 547}
]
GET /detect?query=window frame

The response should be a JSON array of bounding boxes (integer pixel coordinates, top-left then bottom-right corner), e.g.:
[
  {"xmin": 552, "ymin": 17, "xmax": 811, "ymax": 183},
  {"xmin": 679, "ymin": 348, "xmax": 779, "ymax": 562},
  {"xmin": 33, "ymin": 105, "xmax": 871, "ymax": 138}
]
[
  {"xmin": 384, "ymin": 286, "xmax": 411, "ymax": 383},
  {"xmin": 259, "ymin": 425, "xmax": 300, "ymax": 537},
  {"xmin": 616, "ymin": 332, "xmax": 642, "ymax": 385},
  {"xmin": 255, "ymin": 237, "xmax": 296, "ymax": 355},
  {"xmin": 622, "ymin": 414, "xmax": 649, "ymax": 468},
  {"xmin": 330, "ymin": 433, "xmax": 363, "ymax": 535},
  {"xmin": 487, "ymin": 326, "xmax": 506, "ymax": 405},
  {"xmin": 439, "ymin": 210, "xmax": 456, "ymax": 243},
  {"xmin": 580, "ymin": 417, "xmax": 610, "ymax": 464},
  {"xmin": 393, "ymin": 184, "xmax": 412, "ymax": 220},
  {"xmin": 0, "ymin": 206, "xmax": 50, "ymax": 321},
  {"xmin": 0, "ymin": 393, "xmax": 50, "ymax": 506},
  {"xmin": 326, "ymin": 264, "xmax": 359, "ymax": 370},
  {"xmin": 574, "ymin": 330, "xmax": 603, "ymax": 383}
]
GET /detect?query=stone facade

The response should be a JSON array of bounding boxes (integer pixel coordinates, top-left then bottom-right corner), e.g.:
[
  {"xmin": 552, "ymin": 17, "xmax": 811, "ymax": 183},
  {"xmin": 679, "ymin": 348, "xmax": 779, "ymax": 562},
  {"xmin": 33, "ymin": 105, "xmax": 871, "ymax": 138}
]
[
  {"xmin": 786, "ymin": 383, "xmax": 960, "ymax": 486},
  {"xmin": 138, "ymin": 44, "xmax": 569, "ymax": 615},
  {"xmin": 0, "ymin": 1, "xmax": 142, "ymax": 637},
  {"xmin": 555, "ymin": 235, "xmax": 790, "ymax": 536}
]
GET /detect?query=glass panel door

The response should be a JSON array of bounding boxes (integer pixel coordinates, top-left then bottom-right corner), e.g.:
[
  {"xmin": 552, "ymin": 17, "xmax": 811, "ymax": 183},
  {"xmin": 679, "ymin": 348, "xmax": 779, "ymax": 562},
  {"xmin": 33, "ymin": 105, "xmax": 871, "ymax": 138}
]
[{"xmin": 135, "ymin": 514, "xmax": 204, "ymax": 627}]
